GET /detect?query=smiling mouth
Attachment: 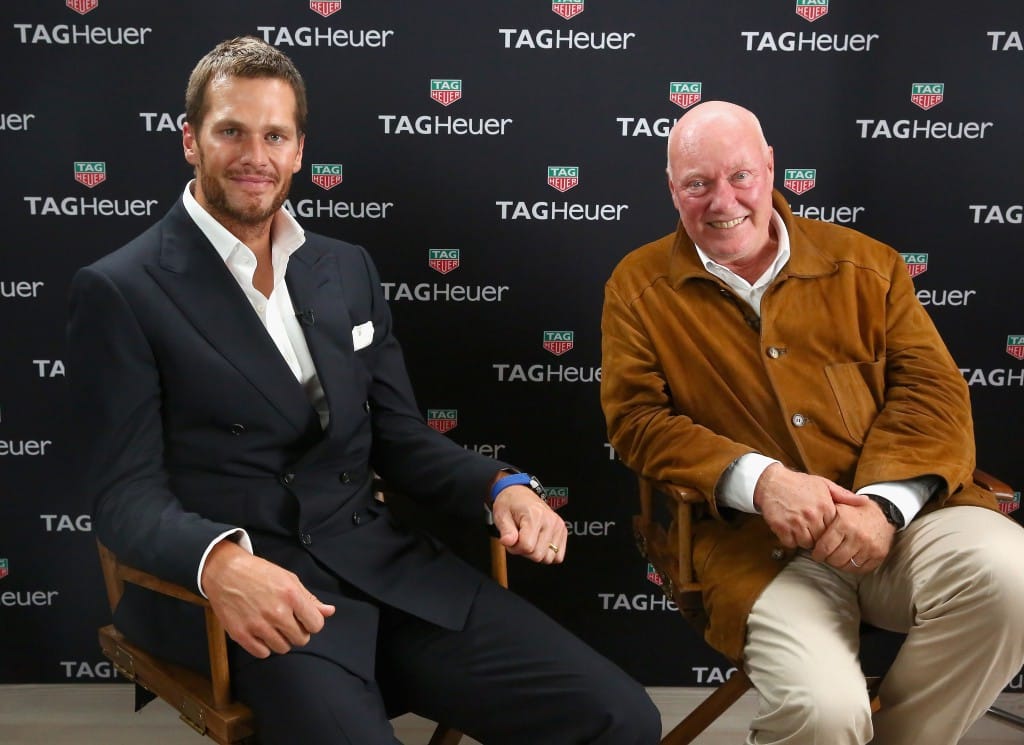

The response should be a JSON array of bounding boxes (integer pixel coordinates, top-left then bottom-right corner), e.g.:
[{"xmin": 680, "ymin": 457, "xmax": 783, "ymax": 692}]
[{"xmin": 708, "ymin": 216, "xmax": 747, "ymax": 229}]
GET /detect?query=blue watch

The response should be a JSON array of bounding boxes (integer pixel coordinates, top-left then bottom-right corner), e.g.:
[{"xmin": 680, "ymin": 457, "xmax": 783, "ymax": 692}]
[{"xmin": 490, "ymin": 472, "xmax": 546, "ymax": 503}]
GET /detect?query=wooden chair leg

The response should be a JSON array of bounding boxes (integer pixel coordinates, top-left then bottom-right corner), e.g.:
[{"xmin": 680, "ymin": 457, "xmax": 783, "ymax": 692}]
[
  {"xmin": 987, "ymin": 703, "xmax": 1024, "ymax": 729},
  {"xmin": 660, "ymin": 670, "xmax": 753, "ymax": 745}
]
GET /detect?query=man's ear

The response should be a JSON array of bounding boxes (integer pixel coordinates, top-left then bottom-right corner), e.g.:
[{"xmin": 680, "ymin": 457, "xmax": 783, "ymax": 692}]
[
  {"xmin": 292, "ymin": 133, "xmax": 305, "ymax": 174},
  {"xmin": 183, "ymin": 122, "xmax": 199, "ymax": 166}
]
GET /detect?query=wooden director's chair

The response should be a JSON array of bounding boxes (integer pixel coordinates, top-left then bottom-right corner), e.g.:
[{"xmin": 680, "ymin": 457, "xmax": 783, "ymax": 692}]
[
  {"xmin": 97, "ymin": 487, "xmax": 509, "ymax": 745},
  {"xmin": 634, "ymin": 468, "xmax": 1023, "ymax": 744}
]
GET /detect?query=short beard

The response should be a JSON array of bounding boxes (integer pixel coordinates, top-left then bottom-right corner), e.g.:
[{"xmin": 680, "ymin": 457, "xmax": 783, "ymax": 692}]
[{"xmin": 195, "ymin": 150, "xmax": 291, "ymax": 228}]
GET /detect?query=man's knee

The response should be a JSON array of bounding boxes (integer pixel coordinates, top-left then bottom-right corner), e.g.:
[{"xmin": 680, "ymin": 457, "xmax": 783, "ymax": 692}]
[
  {"xmin": 586, "ymin": 678, "xmax": 661, "ymax": 744},
  {"xmin": 776, "ymin": 687, "xmax": 872, "ymax": 743}
]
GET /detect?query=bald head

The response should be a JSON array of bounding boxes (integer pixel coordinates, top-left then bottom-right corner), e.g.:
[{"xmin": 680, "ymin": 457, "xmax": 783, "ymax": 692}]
[{"xmin": 667, "ymin": 101, "xmax": 769, "ymax": 175}]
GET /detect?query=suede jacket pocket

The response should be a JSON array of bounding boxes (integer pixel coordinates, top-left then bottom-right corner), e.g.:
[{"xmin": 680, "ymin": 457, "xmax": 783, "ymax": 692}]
[{"xmin": 825, "ymin": 358, "xmax": 886, "ymax": 445}]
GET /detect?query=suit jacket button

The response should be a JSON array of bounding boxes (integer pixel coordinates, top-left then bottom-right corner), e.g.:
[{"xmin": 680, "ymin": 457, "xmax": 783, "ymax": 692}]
[
  {"xmin": 351, "ymin": 512, "xmax": 361, "ymax": 525},
  {"xmin": 791, "ymin": 413, "xmax": 807, "ymax": 427},
  {"xmin": 771, "ymin": 548, "xmax": 784, "ymax": 560},
  {"xmin": 340, "ymin": 472, "xmax": 351, "ymax": 484},
  {"xmin": 229, "ymin": 423, "xmax": 246, "ymax": 435},
  {"xmin": 280, "ymin": 472, "xmax": 295, "ymax": 486},
  {"xmin": 300, "ymin": 532, "xmax": 312, "ymax": 546},
  {"xmin": 363, "ymin": 400, "xmax": 371, "ymax": 413}
]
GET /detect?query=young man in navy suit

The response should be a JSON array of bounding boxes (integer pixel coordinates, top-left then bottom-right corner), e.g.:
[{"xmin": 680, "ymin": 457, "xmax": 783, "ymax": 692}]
[{"xmin": 68, "ymin": 36, "xmax": 660, "ymax": 744}]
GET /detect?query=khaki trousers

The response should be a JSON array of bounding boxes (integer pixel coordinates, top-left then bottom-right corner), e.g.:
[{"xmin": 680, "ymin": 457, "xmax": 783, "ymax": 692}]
[{"xmin": 743, "ymin": 506, "xmax": 1024, "ymax": 745}]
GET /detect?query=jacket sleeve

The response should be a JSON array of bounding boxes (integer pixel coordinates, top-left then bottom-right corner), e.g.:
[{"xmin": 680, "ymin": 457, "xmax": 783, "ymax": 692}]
[
  {"xmin": 600, "ymin": 279, "xmax": 752, "ymax": 509},
  {"xmin": 851, "ymin": 254, "xmax": 977, "ymax": 499},
  {"xmin": 67, "ymin": 265, "xmax": 236, "ymax": 592}
]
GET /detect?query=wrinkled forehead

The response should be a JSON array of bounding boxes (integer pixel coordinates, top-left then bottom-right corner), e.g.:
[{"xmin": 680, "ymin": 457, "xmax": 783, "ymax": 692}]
[{"xmin": 670, "ymin": 130, "xmax": 767, "ymax": 179}]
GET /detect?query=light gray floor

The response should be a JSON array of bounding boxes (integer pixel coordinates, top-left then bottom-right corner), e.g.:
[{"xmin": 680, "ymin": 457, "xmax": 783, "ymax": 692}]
[{"xmin": 0, "ymin": 685, "xmax": 1022, "ymax": 744}]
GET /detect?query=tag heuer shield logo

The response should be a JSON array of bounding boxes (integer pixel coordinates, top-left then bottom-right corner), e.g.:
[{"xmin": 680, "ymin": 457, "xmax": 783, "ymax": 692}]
[
  {"xmin": 428, "ymin": 249, "xmax": 460, "ymax": 275},
  {"xmin": 544, "ymin": 487, "xmax": 569, "ymax": 510},
  {"xmin": 311, "ymin": 164, "xmax": 343, "ymax": 190},
  {"xmin": 547, "ymin": 166, "xmax": 579, "ymax": 193},
  {"xmin": 910, "ymin": 83, "xmax": 944, "ymax": 111},
  {"xmin": 1007, "ymin": 336, "xmax": 1024, "ymax": 361},
  {"xmin": 543, "ymin": 330, "xmax": 574, "ymax": 356},
  {"xmin": 783, "ymin": 168, "xmax": 816, "ymax": 195},
  {"xmin": 552, "ymin": 1, "xmax": 584, "ymax": 19},
  {"xmin": 430, "ymin": 79, "xmax": 462, "ymax": 107},
  {"xmin": 426, "ymin": 409, "xmax": 458, "ymax": 433},
  {"xmin": 669, "ymin": 82, "xmax": 702, "ymax": 110},
  {"xmin": 795, "ymin": 0, "xmax": 828, "ymax": 22},
  {"xmin": 309, "ymin": 1, "xmax": 342, "ymax": 17},
  {"xmin": 74, "ymin": 161, "xmax": 106, "ymax": 188},
  {"xmin": 0, "ymin": 558, "xmax": 8, "ymax": 580},
  {"xmin": 900, "ymin": 253, "xmax": 928, "ymax": 278},
  {"xmin": 646, "ymin": 562, "xmax": 664, "ymax": 587},
  {"xmin": 67, "ymin": 0, "xmax": 98, "ymax": 14},
  {"xmin": 998, "ymin": 492, "xmax": 1021, "ymax": 515}
]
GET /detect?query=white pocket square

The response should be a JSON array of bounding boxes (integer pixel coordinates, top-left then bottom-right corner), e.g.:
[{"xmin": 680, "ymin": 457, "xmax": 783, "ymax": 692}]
[{"xmin": 352, "ymin": 321, "xmax": 374, "ymax": 350}]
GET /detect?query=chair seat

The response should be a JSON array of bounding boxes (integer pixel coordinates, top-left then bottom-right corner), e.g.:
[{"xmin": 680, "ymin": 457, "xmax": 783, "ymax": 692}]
[{"xmin": 98, "ymin": 624, "xmax": 255, "ymax": 744}]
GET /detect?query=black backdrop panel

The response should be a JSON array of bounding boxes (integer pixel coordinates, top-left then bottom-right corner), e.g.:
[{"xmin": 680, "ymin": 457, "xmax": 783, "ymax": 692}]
[{"xmin": 1, "ymin": 1, "xmax": 1021, "ymax": 691}]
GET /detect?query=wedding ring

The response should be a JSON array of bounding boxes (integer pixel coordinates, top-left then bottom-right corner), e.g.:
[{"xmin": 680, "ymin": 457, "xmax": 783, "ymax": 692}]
[
  {"xmin": 548, "ymin": 543, "xmax": 559, "ymax": 553},
  {"xmin": 849, "ymin": 558, "xmax": 861, "ymax": 568}
]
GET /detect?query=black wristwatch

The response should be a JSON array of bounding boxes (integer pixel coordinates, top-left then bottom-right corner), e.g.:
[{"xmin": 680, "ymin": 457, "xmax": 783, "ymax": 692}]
[{"xmin": 865, "ymin": 494, "xmax": 905, "ymax": 529}]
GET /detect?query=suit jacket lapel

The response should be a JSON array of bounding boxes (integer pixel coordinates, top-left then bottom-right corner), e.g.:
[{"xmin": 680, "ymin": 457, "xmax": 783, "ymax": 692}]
[
  {"xmin": 146, "ymin": 201, "xmax": 318, "ymax": 436},
  {"xmin": 285, "ymin": 238, "xmax": 359, "ymax": 441}
]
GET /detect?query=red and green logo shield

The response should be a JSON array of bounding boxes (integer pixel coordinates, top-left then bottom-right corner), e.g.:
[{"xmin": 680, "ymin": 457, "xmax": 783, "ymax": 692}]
[
  {"xmin": 74, "ymin": 161, "xmax": 106, "ymax": 188},
  {"xmin": 428, "ymin": 249, "xmax": 460, "ymax": 275},
  {"xmin": 547, "ymin": 166, "xmax": 579, "ymax": 193},
  {"xmin": 998, "ymin": 492, "xmax": 1021, "ymax": 515},
  {"xmin": 552, "ymin": 1, "xmax": 584, "ymax": 20},
  {"xmin": 309, "ymin": 1, "xmax": 342, "ymax": 17},
  {"xmin": 544, "ymin": 487, "xmax": 569, "ymax": 510},
  {"xmin": 900, "ymin": 253, "xmax": 929, "ymax": 278},
  {"xmin": 783, "ymin": 168, "xmax": 816, "ymax": 195},
  {"xmin": 910, "ymin": 83, "xmax": 944, "ymax": 111},
  {"xmin": 430, "ymin": 79, "xmax": 462, "ymax": 107},
  {"xmin": 427, "ymin": 409, "xmax": 458, "ymax": 433},
  {"xmin": 669, "ymin": 82, "xmax": 702, "ymax": 110},
  {"xmin": 311, "ymin": 164, "xmax": 343, "ymax": 190},
  {"xmin": 795, "ymin": 0, "xmax": 828, "ymax": 22},
  {"xmin": 1007, "ymin": 335, "xmax": 1024, "ymax": 361},
  {"xmin": 0, "ymin": 558, "xmax": 8, "ymax": 580},
  {"xmin": 67, "ymin": 0, "xmax": 98, "ymax": 14},
  {"xmin": 646, "ymin": 562, "xmax": 664, "ymax": 587},
  {"xmin": 543, "ymin": 330, "xmax": 574, "ymax": 356}
]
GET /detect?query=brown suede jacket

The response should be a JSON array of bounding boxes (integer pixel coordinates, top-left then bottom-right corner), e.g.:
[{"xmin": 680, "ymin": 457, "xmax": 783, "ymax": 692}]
[{"xmin": 601, "ymin": 191, "xmax": 997, "ymax": 661}]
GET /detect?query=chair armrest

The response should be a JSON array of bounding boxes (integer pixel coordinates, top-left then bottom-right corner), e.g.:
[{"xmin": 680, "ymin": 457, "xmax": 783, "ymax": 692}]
[{"xmin": 973, "ymin": 469, "xmax": 1015, "ymax": 503}]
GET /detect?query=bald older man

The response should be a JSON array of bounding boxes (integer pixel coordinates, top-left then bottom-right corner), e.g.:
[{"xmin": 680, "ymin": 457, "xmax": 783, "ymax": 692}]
[{"xmin": 601, "ymin": 101, "xmax": 1024, "ymax": 745}]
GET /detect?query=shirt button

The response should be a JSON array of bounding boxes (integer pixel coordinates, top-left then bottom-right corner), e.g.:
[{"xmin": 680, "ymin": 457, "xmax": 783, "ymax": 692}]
[
  {"xmin": 280, "ymin": 472, "xmax": 296, "ymax": 486},
  {"xmin": 300, "ymin": 533, "xmax": 312, "ymax": 546},
  {"xmin": 771, "ymin": 548, "xmax": 784, "ymax": 561},
  {"xmin": 340, "ymin": 472, "xmax": 351, "ymax": 484},
  {"xmin": 791, "ymin": 413, "xmax": 807, "ymax": 427},
  {"xmin": 767, "ymin": 347, "xmax": 781, "ymax": 359},
  {"xmin": 229, "ymin": 423, "xmax": 246, "ymax": 435},
  {"xmin": 351, "ymin": 512, "xmax": 362, "ymax": 525}
]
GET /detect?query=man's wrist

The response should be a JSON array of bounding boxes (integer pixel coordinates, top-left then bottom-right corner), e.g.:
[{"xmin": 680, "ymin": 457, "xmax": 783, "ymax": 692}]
[{"xmin": 865, "ymin": 494, "xmax": 905, "ymax": 529}]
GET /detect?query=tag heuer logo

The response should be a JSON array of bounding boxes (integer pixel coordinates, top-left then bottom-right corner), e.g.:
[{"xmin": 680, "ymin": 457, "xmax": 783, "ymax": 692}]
[
  {"xmin": 74, "ymin": 161, "xmax": 106, "ymax": 188},
  {"xmin": 910, "ymin": 83, "xmax": 944, "ymax": 111},
  {"xmin": 544, "ymin": 487, "xmax": 569, "ymax": 510},
  {"xmin": 428, "ymin": 249, "xmax": 460, "ymax": 275},
  {"xmin": 552, "ymin": 1, "xmax": 584, "ymax": 20},
  {"xmin": 309, "ymin": 1, "xmax": 342, "ymax": 17},
  {"xmin": 311, "ymin": 164, "xmax": 343, "ymax": 190},
  {"xmin": 999, "ymin": 491, "xmax": 1015, "ymax": 515},
  {"xmin": 547, "ymin": 166, "xmax": 579, "ymax": 193},
  {"xmin": 1007, "ymin": 335, "xmax": 1024, "ymax": 361},
  {"xmin": 0, "ymin": 558, "xmax": 8, "ymax": 580},
  {"xmin": 646, "ymin": 562, "xmax": 664, "ymax": 587},
  {"xmin": 669, "ymin": 82, "xmax": 702, "ymax": 110},
  {"xmin": 795, "ymin": 0, "xmax": 828, "ymax": 22},
  {"xmin": 426, "ymin": 409, "xmax": 458, "ymax": 433},
  {"xmin": 67, "ymin": 0, "xmax": 98, "ymax": 14},
  {"xmin": 900, "ymin": 253, "xmax": 928, "ymax": 278},
  {"xmin": 543, "ymin": 330, "xmax": 574, "ymax": 356},
  {"xmin": 430, "ymin": 79, "xmax": 462, "ymax": 107},
  {"xmin": 783, "ymin": 168, "xmax": 816, "ymax": 195}
]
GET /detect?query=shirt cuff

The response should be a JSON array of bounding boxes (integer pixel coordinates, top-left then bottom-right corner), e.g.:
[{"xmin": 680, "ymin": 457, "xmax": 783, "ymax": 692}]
[
  {"xmin": 197, "ymin": 528, "xmax": 253, "ymax": 598},
  {"xmin": 856, "ymin": 476, "xmax": 940, "ymax": 530},
  {"xmin": 717, "ymin": 453, "xmax": 780, "ymax": 514}
]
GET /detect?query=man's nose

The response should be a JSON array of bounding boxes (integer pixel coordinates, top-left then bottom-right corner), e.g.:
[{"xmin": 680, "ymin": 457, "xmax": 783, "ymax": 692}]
[
  {"xmin": 708, "ymin": 180, "xmax": 738, "ymax": 210},
  {"xmin": 239, "ymin": 135, "xmax": 269, "ymax": 164}
]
